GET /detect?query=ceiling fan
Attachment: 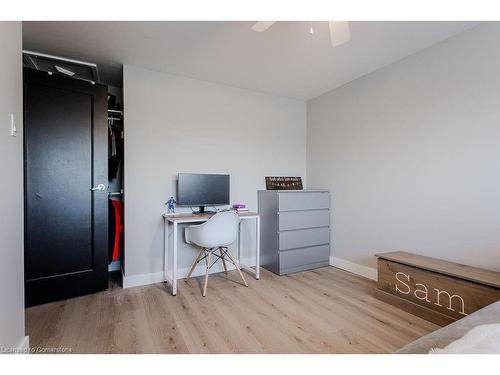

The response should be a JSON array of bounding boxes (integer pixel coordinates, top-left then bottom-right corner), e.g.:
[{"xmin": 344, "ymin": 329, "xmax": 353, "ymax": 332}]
[{"xmin": 251, "ymin": 21, "xmax": 351, "ymax": 47}]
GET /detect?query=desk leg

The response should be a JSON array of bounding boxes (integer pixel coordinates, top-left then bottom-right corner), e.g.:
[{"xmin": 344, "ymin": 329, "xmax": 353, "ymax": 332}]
[
  {"xmin": 164, "ymin": 219, "xmax": 169, "ymax": 290},
  {"xmin": 172, "ymin": 222, "xmax": 178, "ymax": 295},
  {"xmin": 238, "ymin": 221, "xmax": 242, "ymax": 268},
  {"xmin": 255, "ymin": 216, "xmax": 260, "ymax": 280}
]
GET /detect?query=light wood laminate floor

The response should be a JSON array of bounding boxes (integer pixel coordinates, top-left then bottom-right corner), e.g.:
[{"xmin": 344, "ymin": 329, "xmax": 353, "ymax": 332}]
[{"xmin": 26, "ymin": 267, "xmax": 438, "ymax": 353}]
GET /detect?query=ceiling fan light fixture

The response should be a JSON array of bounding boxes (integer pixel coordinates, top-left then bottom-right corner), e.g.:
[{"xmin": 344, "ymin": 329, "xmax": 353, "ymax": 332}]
[{"xmin": 251, "ymin": 21, "xmax": 351, "ymax": 48}]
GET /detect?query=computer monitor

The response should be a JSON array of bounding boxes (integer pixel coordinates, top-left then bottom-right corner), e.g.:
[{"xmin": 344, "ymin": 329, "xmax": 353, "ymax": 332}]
[{"xmin": 177, "ymin": 173, "xmax": 230, "ymax": 213}]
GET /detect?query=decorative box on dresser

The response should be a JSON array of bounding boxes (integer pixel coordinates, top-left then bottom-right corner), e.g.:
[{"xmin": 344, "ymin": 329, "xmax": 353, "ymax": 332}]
[{"xmin": 258, "ymin": 190, "xmax": 331, "ymax": 275}]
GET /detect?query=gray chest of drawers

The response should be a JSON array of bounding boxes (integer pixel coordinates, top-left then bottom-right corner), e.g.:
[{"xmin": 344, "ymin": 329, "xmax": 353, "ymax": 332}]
[{"xmin": 258, "ymin": 190, "xmax": 330, "ymax": 275}]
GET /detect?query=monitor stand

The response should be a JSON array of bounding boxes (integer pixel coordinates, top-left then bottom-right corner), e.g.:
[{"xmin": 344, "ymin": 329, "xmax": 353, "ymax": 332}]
[{"xmin": 193, "ymin": 206, "xmax": 217, "ymax": 215}]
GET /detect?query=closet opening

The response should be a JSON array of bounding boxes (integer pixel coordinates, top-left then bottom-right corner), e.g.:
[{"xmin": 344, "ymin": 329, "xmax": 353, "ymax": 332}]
[{"xmin": 107, "ymin": 84, "xmax": 124, "ymax": 287}]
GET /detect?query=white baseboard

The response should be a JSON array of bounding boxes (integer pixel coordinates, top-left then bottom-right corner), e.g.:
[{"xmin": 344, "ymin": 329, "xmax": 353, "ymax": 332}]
[
  {"xmin": 11, "ymin": 336, "xmax": 30, "ymax": 354},
  {"xmin": 122, "ymin": 257, "xmax": 253, "ymax": 289},
  {"xmin": 330, "ymin": 256, "xmax": 377, "ymax": 281},
  {"xmin": 20, "ymin": 336, "xmax": 29, "ymax": 352},
  {"xmin": 122, "ymin": 271, "xmax": 165, "ymax": 289}
]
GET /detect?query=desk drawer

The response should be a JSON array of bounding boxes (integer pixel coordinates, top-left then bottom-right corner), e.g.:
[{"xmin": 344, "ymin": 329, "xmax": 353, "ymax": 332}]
[
  {"xmin": 279, "ymin": 227, "xmax": 330, "ymax": 250},
  {"xmin": 279, "ymin": 209, "xmax": 329, "ymax": 231},
  {"xmin": 280, "ymin": 245, "xmax": 330, "ymax": 274},
  {"xmin": 278, "ymin": 192, "xmax": 329, "ymax": 211}
]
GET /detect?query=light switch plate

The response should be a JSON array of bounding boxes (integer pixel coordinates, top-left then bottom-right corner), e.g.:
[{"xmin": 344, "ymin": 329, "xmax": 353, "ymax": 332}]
[{"xmin": 10, "ymin": 113, "xmax": 17, "ymax": 137}]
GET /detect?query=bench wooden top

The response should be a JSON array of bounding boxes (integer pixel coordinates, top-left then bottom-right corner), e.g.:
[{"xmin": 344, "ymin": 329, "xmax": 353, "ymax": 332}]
[{"xmin": 375, "ymin": 251, "xmax": 500, "ymax": 288}]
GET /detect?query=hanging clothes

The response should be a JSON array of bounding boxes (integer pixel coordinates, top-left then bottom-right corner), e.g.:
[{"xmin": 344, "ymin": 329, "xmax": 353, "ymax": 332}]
[
  {"xmin": 108, "ymin": 121, "xmax": 123, "ymax": 180},
  {"xmin": 107, "ymin": 114, "xmax": 124, "ymax": 263},
  {"xmin": 109, "ymin": 199, "xmax": 123, "ymax": 262}
]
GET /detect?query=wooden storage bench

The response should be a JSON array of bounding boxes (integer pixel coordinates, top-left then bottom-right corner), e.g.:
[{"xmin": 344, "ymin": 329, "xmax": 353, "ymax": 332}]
[{"xmin": 375, "ymin": 251, "xmax": 500, "ymax": 326}]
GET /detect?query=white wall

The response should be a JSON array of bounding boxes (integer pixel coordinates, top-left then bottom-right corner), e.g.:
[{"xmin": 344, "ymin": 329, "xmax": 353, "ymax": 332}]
[
  {"xmin": 307, "ymin": 23, "xmax": 500, "ymax": 274},
  {"xmin": 124, "ymin": 65, "xmax": 306, "ymax": 282},
  {"xmin": 0, "ymin": 22, "xmax": 27, "ymax": 351}
]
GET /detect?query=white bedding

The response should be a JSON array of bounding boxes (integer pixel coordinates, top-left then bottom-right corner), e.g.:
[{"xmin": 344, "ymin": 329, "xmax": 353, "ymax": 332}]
[{"xmin": 429, "ymin": 324, "xmax": 500, "ymax": 354}]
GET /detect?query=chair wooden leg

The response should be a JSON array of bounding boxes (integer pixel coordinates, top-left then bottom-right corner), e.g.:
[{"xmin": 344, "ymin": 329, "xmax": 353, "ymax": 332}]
[
  {"xmin": 202, "ymin": 251, "xmax": 212, "ymax": 297},
  {"xmin": 186, "ymin": 248, "xmax": 204, "ymax": 280},
  {"xmin": 225, "ymin": 248, "xmax": 248, "ymax": 287},
  {"xmin": 219, "ymin": 247, "xmax": 228, "ymax": 275}
]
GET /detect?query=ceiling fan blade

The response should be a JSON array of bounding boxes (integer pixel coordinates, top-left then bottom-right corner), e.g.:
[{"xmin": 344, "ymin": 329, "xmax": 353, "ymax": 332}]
[
  {"xmin": 328, "ymin": 21, "xmax": 351, "ymax": 47},
  {"xmin": 251, "ymin": 21, "xmax": 276, "ymax": 32}
]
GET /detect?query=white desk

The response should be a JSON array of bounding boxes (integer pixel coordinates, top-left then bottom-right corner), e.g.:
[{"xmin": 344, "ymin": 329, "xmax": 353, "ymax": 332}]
[{"xmin": 162, "ymin": 211, "xmax": 260, "ymax": 295}]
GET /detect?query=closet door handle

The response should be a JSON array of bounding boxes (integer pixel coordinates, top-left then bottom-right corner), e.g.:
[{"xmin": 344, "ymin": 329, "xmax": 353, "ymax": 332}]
[{"xmin": 91, "ymin": 184, "xmax": 107, "ymax": 192}]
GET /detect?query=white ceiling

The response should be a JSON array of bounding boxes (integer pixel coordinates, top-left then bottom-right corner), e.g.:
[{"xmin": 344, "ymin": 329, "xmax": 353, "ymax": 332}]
[{"xmin": 23, "ymin": 21, "xmax": 480, "ymax": 100}]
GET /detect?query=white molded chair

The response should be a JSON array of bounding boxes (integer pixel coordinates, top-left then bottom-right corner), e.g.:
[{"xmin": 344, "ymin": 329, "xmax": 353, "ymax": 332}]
[{"xmin": 185, "ymin": 211, "xmax": 248, "ymax": 296}]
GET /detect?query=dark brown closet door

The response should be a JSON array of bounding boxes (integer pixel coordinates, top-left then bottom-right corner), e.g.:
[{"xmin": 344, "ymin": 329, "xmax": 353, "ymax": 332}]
[{"xmin": 24, "ymin": 68, "xmax": 108, "ymax": 306}]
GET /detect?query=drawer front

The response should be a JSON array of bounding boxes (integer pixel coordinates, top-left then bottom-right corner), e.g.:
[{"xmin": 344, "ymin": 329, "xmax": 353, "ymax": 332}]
[
  {"xmin": 280, "ymin": 245, "xmax": 330, "ymax": 273},
  {"xmin": 279, "ymin": 227, "xmax": 330, "ymax": 250},
  {"xmin": 278, "ymin": 192, "xmax": 329, "ymax": 211},
  {"xmin": 279, "ymin": 209, "xmax": 329, "ymax": 231}
]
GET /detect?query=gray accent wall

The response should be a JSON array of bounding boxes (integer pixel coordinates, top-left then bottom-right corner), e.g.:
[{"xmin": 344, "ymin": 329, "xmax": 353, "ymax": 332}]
[
  {"xmin": 123, "ymin": 65, "xmax": 306, "ymax": 280},
  {"xmin": 307, "ymin": 23, "xmax": 500, "ymax": 272},
  {"xmin": 0, "ymin": 22, "xmax": 25, "ymax": 350}
]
